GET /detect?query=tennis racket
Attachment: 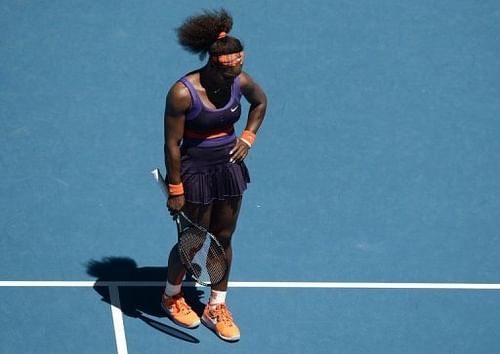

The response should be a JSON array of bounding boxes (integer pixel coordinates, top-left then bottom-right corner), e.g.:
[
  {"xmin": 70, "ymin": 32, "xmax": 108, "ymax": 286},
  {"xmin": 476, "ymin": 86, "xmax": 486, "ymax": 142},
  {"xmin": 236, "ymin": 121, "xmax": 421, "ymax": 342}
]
[{"xmin": 151, "ymin": 168, "xmax": 228, "ymax": 286}]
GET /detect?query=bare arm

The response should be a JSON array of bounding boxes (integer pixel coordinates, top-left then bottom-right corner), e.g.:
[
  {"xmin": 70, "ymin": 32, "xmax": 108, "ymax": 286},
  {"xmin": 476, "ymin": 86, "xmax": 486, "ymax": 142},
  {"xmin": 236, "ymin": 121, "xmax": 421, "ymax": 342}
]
[
  {"xmin": 240, "ymin": 72, "xmax": 267, "ymax": 134},
  {"xmin": 163, "ymin": 82, "xmax": 190, "ymax": 212},
  {"xmin": 229, "ymin": 72, "xmax": 267, "ymax": 163}
]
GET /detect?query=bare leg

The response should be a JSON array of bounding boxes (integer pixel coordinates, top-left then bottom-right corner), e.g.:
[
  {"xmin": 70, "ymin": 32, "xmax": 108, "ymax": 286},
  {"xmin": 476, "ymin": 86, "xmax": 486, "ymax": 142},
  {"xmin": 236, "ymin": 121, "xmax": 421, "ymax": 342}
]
[{"xmin": 208, "ymin": 196, "xmax": 242, "ymax": 291}]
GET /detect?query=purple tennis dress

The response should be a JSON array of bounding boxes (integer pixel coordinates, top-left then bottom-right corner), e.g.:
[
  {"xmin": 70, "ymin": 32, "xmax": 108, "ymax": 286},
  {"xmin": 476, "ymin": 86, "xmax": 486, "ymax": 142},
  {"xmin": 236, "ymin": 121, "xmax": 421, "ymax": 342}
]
[{"xmin": 178, "ymin": 75, "xmax": 250, "ymax": 204}]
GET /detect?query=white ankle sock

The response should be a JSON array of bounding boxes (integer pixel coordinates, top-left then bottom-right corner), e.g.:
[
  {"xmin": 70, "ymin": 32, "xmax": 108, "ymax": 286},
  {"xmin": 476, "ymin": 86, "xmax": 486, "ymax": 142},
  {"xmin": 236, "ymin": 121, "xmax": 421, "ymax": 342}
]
[
  {"xmin": 209, "ymin": 290, "xmax": 227, "ymax": 305},
  {"xmin": 164, "ymin": 281, "xmax": 182, "ymax": 297}
]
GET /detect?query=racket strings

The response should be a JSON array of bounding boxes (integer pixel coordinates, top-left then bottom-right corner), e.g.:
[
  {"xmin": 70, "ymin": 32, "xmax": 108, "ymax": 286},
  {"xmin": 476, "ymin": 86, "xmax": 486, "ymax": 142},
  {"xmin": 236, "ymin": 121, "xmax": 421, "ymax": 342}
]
[{"xmin": 178, "ymin": 226, "xmax": 226, "ymax": 285}]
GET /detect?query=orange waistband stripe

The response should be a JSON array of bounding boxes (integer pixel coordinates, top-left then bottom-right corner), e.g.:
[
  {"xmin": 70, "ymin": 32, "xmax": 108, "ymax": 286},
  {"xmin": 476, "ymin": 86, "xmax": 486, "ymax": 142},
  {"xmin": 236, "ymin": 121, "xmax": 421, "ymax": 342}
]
[{"xmin": 183, "ymin": 126, "xmax": 235, "ymax": 140}]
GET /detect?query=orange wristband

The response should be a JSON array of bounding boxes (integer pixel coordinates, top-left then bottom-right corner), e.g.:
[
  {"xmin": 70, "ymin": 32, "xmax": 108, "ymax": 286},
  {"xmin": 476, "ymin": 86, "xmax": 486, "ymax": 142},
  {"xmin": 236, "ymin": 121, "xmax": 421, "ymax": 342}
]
[
  {"xmin": 240, "ymin": 130, "xmax": 256, "ymax": 147},
  {"xmin": 168, "ymin": 183, "xmax": 184, "ymax": 196}
]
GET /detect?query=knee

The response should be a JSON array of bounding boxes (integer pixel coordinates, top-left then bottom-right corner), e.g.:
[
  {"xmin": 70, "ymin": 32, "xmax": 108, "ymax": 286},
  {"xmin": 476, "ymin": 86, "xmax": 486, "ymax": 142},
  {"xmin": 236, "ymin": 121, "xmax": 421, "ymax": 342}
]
[{"xmin": 214, "ymin": 230, "xmax": 233, "ymax": 248}]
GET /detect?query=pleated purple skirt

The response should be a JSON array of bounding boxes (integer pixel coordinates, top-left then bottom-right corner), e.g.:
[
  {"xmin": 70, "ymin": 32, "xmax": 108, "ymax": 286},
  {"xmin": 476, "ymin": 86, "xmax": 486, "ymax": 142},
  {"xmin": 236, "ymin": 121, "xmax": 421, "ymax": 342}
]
[{"xmin": 180, "ymin": 138, "xmax": 250, "ymax": 204}]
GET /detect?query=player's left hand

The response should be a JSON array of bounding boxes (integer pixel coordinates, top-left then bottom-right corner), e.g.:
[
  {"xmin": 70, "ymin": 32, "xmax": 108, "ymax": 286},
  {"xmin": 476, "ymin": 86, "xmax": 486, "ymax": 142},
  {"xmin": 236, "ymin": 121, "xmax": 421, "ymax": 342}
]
[{"xmin": 229, "ymin": 138, "xmax": 250, "ymax": 163}]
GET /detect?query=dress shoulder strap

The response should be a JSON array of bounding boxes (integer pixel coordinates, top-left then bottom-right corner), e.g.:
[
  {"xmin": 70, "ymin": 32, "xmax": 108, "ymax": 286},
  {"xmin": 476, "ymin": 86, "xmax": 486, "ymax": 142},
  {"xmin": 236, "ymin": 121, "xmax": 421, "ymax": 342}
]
[{"xmin": 178, "ymin": 77, "xmax": 202, "ymax": 121}]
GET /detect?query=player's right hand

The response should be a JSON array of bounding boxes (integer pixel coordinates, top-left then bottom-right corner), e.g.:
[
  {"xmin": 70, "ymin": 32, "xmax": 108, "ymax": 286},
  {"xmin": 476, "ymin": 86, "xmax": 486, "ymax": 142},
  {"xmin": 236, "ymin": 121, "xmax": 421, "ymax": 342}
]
[{"xmin": 167, "ymin": 195, "xmax": 185, "ymax": 216}]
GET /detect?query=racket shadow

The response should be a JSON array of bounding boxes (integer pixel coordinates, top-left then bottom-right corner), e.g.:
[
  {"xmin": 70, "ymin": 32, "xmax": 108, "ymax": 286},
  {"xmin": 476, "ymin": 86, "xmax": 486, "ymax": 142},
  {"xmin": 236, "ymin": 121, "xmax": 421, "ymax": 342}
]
[{"xmin": 86, "ymin": 256, "xmax": 205, "ymax": 343}]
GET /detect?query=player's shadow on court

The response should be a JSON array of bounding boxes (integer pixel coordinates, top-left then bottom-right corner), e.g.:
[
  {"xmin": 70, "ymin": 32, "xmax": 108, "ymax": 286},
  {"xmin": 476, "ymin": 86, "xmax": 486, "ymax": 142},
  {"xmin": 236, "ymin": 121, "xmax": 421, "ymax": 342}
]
[{"xmin": 86, "ymin": 256, "xmax": 205, "ymax": 344}]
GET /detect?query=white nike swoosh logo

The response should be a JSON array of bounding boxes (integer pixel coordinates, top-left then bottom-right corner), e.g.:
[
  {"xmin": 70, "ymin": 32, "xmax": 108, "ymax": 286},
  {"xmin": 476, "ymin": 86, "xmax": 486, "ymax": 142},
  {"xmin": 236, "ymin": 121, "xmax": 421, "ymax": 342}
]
[{"xmin": 230, "ymin": 105, "xmax": 239, "ymax": 112}]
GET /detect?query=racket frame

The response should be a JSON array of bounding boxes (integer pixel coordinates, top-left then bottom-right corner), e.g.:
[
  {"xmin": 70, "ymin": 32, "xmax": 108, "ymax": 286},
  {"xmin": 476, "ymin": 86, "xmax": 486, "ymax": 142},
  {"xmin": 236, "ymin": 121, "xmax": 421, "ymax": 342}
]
[{"xmin": 151, "ymin": 168, "xmax": 228, "ymax": 286}]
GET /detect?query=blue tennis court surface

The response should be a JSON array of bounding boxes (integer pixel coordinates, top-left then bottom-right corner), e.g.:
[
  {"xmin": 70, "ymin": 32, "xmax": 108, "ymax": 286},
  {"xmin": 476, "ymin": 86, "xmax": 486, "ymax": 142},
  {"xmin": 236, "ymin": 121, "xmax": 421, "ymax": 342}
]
[{"xmin": 1, "ymin": 0, "xmax": 500, "ymax": 353}]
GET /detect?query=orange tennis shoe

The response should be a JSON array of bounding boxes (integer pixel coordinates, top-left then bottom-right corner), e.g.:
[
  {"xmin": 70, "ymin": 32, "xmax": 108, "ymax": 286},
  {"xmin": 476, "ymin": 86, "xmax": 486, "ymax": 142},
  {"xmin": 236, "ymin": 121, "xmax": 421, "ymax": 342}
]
[
  {"xmin": 161, "ymin": 293, "xmax": 200, "ymax": 328},
  {"xmin": 201, "ymin": 303, "xmax": 240, "ymax": 341}
]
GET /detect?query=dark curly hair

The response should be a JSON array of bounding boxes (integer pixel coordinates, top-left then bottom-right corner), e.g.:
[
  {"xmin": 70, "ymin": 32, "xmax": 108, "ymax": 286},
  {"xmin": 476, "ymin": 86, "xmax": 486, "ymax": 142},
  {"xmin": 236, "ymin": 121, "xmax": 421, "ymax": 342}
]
[{"xmin": 176, "ymin": 8, "xmax": 244, "ymax": 59}]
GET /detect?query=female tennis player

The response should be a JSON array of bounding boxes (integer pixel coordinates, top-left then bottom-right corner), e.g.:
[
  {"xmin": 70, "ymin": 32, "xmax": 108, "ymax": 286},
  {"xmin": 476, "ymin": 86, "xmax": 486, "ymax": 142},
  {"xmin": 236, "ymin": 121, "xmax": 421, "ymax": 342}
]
[{"xmin": 161, "ymin": 9, "xmax": 267, "ymax": 341}]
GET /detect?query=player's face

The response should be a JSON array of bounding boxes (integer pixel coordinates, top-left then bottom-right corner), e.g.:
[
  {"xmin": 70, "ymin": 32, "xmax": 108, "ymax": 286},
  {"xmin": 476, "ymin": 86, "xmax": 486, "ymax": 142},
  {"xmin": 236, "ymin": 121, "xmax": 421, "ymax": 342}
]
[
  {"xmin": 210, "ymin": 51, "xmax": 244, "ymax": 84},
  {"xmin": 205, "ymin": 61, "xmax": 241, "ymax": 88},
  {"xmin": 216, "ymin": 63, "xmax": 243, "ymax": 83}
]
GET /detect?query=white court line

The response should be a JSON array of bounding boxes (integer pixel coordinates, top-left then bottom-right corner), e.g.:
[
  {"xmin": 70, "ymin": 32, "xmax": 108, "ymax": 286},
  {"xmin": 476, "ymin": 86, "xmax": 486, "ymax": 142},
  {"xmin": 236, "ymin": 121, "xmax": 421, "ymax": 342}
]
[
  {"xmin": 1, "ymin": 281, "xmax": 500, "ymax": 290},
  {"xmin": 108, "ymin": 286, "xmax": 128, "ymax": 354},
  {"xmin": 2, "ymin": 281, "xmax": 499, "ymax": 354}
]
